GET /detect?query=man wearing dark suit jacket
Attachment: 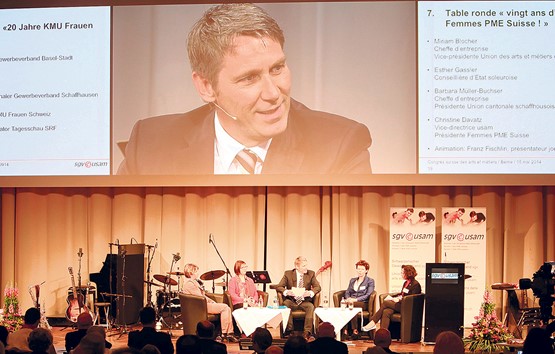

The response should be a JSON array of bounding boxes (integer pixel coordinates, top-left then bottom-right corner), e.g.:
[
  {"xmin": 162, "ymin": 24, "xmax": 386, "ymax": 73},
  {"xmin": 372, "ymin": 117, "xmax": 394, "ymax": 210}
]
[
  {"xmin": 275, "ymin": 256, "xmax": 321, "ymax": 340},
  {"xmin": 307, "ymin": 322, "xmax": 348, "ymax": 354},
  {"xmin": 117, "ymin": 3, "xmax": 372, "ymax": 176},
  {"xmin": 128, "ymin": 307, "xmax": 174, "ymax": 354}
]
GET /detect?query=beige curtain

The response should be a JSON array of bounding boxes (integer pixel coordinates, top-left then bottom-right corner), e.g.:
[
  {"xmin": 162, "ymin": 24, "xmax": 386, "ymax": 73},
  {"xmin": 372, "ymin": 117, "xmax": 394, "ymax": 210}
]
[{"xmin": 1, "ymin": 186, "xmax": 554, "ymax": 319}]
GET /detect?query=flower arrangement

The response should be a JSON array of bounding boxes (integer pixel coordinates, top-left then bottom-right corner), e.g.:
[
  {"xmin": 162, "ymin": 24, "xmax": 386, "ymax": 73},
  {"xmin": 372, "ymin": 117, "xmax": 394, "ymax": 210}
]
[
  {"xmin": 464, "ymin": 290, "xmax": 512, "ymax": 353},
  {"xmin": 0, "ymin": 283, "xmax": 24, "ymax": 332}
]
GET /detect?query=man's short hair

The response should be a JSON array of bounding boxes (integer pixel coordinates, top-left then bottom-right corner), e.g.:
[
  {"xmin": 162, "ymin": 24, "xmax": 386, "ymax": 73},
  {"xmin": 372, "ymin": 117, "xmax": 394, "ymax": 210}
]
[
  {"xmin": 139, "ymin": 307, "xmax": 157, "ymax": 325},
  {"xmin": 24, "ymin": 307, "xmax": 41, "ymax": 325},
  {"xmin": 77, "ymin": 312, "xmax": 94, "ymax": 329},
  {"xmin": 176, "ymin": 334, "xmax": 201, "ymax": 354},
  {"xmin": 28, "ymin": 328, "xmax": 53, "ymax": 353},
  {"xmin": 283, "ymin": 335, "xmax": 307, "ymax": 354},
  {"xmin": 196, "ymin": 320, "xmax": 216, "ymax": 339},
  {"xmin": 316, "ymin": 322, "xmax": 335, "ymax": 338},
  {"xmin": 373, "ymin": 329, "xmax": 392, "ymax": 348},
  {"xmin": 252, "ymin": 327, "xmax": 272, "ymax": 352},
  {"xmin": 187, "ymin": 3, "xmax": 285, "ymax": 87}
]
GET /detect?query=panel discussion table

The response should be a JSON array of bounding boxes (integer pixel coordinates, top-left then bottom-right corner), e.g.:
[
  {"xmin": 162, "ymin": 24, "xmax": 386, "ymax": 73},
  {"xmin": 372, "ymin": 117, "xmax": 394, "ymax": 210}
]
[
  {"xmin": 232, "ymin": 306, "xmax": 292, "ymax": 337},
  {"xmin": 314, "ymin": 307, "xmax": 362, "ymax": 340}
]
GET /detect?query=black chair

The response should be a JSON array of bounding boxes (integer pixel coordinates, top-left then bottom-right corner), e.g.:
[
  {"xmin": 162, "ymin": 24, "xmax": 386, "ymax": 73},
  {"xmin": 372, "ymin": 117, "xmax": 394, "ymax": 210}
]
[{"xmin": 378, "ymin": 292, "xmax": 425, "ymax": 343}]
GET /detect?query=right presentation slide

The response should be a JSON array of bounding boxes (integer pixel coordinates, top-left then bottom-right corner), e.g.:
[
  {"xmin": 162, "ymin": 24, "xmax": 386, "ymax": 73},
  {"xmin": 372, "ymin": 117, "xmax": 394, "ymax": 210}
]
[{"xmin": 418, "ymin": 1, "xmax": 555, "ymax": 174}]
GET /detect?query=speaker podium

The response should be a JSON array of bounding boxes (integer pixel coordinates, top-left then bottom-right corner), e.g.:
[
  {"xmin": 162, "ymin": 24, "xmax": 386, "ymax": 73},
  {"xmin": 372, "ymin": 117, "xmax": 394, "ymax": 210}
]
[
  {"xmin": 116, "ymin": 243, "xmax": 145, "ymax": 325},
  {"xmin": 424, "ymin": 263, "xmax": 465, "ymax": 343}
]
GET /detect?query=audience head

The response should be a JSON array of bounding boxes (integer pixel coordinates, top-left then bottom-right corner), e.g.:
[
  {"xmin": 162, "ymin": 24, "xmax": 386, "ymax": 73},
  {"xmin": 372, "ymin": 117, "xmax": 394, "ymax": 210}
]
[
  {"xmin": 373, "ymin": 328, "xmax": 392, "ymax": 348},
  {"xmin": 523, "ymin": 327, "xmax": 553, "ymax": 354},
  {"xmin": 364, "ymin": 347, "xmax": 387, "ymax": 354},
  {"xmin": 87, "ymin": 325, "xmax": 107, "ymax": 340},
  {"xmin": 0, "ymin": 325, "xmax": 8, "ymax": 346},
  {"xmin": 196, "ymin": 320, "xmax": 216, "ymax": 339},
  {"xmin": 139, "ymin": 306, "xmax": 157, "ymax": 326},
  {"xmin": 401, "ymin": 264, "xmax": 417, "ymax": 280},
  {"xmin": 433, "ymin": 331, "xmax": 464, "ymax": 354},
  {"xmin": 316, "ymin": 322, "xmax": 335, "ymax": 338},
  {"xmin": 265, "ymin": 345, "xmax": 284, "ymax": 354},
  {"xmin": 73, "ymin": 332, "xmax": 105, "ymax": 354},
  {"xmin": 23, "ymin": 307, "xmax": 41, "ymax": 326},
  {"xmin": 176, "ymin": 334, "xmax": 201, "ymax": 354},
  {"xmin": 28, "ymin": 328, "xmax": 52, "ymax": 353},
  {"xmin": 77, "ymin": 312, "xmax": 94, "ymax": 329},
  {"xmin": 252, "ymin": 327, "xmax": 273, "ymax": 353},
  {"xmin": 141, "ymin": 344, "xmax": 161, "ymax": 354},
  {"xmin": 283, "ymin": 335, "xmax": 307, "ymax": 354}
]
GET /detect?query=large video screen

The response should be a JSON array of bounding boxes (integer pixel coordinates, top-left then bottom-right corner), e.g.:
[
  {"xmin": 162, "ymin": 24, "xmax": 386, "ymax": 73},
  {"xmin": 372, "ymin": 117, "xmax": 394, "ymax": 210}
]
[{"xmin": 0, "ymin": 1, "xmax": 553, "ymax": 187}]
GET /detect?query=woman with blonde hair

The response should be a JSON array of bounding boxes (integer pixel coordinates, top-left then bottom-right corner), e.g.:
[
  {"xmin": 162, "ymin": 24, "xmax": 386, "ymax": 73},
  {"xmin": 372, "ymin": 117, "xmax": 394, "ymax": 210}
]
[{"xmin": 182, "ymin": 263, "xmax": 237, "ymax": 342}]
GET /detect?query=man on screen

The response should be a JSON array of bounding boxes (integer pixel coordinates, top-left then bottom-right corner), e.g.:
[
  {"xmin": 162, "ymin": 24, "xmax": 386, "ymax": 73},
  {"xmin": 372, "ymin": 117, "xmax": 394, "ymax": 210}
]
[{"xmin": 117, "ymin": 3, "xmax": 372, "ymax": 175}]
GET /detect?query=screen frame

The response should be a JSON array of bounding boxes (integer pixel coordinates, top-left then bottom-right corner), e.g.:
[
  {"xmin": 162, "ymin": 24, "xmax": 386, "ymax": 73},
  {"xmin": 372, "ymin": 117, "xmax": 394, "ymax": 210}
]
[{"xmin": 1, "ymin": 0, "xmax": 554, "ymax": 187}]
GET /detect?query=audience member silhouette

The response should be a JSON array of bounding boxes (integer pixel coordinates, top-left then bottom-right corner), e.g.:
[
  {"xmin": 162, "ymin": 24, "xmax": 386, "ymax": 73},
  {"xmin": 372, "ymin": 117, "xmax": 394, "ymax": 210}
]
[
  {"xmin": 307, "ymin": 322, "xmax": 347, "ymax": 354},
  {"xmin": 128, "ymin": 307, "xmax": 174, "ymax": 354},
  {"xmin": 433, "ymin": 331, "xmax": 464, "ymax": 354},
  {"xmin": 522, "ymin": 327, "xmax": 554, "ymax": 354}
]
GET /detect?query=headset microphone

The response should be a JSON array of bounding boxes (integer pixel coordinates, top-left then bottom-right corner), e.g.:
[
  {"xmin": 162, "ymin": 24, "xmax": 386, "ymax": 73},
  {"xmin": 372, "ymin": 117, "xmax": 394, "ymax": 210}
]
[{"xmin": 212, "ymin": 102, "xmax": 238, "ymax": 121}]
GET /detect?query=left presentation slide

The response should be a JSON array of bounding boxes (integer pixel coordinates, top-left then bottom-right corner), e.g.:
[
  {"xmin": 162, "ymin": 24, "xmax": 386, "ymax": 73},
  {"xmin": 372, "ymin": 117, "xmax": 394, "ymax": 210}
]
[{"xmin": 0, "ymin": 6, "xmax": 110, "ymax": 176}]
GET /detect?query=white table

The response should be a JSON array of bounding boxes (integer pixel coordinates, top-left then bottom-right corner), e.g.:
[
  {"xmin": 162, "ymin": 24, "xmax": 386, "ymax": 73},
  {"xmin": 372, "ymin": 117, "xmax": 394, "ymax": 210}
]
[
  {"xmin": 232, "ymin": 307, "xmax": 291, "ymax": 337},
  {"xmin": 314, "ymin": 307, "xmax": 362, "ymax": 340}
]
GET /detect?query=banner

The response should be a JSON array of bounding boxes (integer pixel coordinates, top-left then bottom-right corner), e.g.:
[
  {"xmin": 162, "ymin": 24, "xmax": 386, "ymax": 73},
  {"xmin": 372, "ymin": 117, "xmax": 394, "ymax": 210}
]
[
  {"xmin": 389, "ymin": 208, "xmax": 436, "ymax": 293},
  {"xmin": 441, "ymin": 207, "xmax": 487, "ymax": 327}
]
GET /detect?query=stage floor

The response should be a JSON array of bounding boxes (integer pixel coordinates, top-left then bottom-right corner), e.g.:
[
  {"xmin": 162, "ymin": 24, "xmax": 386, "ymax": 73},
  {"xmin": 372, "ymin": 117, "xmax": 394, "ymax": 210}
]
[{"xmin": 49, "ymin": 324, "xmax": 444, "ymax": 354}]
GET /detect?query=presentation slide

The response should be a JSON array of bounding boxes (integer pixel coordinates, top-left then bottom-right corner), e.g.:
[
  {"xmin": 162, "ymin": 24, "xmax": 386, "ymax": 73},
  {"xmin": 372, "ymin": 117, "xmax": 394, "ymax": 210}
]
[
  {"xmin": 0, "ymin": 6, "xmax": 110, "ymax": 176},
  {"xmin": 418, "ymin": 1, "xmax": 555, "ymax": 174}
]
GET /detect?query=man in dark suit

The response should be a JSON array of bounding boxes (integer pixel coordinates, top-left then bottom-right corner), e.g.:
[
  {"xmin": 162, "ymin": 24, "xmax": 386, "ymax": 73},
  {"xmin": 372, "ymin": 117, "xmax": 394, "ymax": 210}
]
[
  {"xmin": 117, "ymin": 3, "xmax": 372, "ymax": 176},
  {"xmin": 196, "ymin": 320, "xmax": 227, "ymax": 354},
  {"xmin": 276, "ymin": 256, "xmax": 321, "ymax": 340},
  {"xmin": 128, "ymin": 307, "xmax": 174, "ymax": 354},
  {"xmin": 307, "ymin": 322, "xmax": 348, "ymax": 354}
]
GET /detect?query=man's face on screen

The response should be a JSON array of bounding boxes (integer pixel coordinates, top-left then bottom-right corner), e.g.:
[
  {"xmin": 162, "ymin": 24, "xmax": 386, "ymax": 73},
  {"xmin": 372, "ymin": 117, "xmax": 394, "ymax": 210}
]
[{"xmin": 212, "ymin": 35, "xmax": 291, "ymax": 146}]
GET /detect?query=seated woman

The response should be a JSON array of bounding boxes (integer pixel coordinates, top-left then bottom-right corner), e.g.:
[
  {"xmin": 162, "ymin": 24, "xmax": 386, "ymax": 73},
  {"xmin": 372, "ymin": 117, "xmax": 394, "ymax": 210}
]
[
  {"xmin": 362, "ymin": 264, "xmax": 421, "ymax": 332},
  {"xmin": 228, "ymin": 260, "xmax": 259, "ymax": 336},
  {"xmin": 182, "ymin": 263, "xmax": 237, "ymax": 342},
  {"xmin": 342, "ymin": 260, "xmax": 374, "ymax": 340}
]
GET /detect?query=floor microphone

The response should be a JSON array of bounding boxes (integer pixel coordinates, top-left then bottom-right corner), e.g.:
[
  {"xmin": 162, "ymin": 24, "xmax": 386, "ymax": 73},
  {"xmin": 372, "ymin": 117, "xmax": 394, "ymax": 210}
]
[{"xmin": 213, "ymin": 102, "xmax": 238, "ymax": 120}]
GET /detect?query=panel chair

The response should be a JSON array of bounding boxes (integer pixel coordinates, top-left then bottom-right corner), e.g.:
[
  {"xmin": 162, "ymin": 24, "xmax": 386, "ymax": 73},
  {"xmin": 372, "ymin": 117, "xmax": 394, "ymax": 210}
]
[
  {"xmin": 333, "ymin": 290, "xmax": 377, "ymax": 337},
  {"xmin": 179, "ymin": 293, "xmax": 221, "ymax": 335},
  {"xmin": 378, "ymin": 292, "xmax": 425, "ymax": 343}
]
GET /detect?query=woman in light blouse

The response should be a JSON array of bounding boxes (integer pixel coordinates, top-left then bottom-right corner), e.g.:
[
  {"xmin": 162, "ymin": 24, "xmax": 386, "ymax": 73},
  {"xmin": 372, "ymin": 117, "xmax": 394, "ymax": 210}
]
[{"xmin": 182, "ymin": 263, "xmax": 237, "ymax": 342}]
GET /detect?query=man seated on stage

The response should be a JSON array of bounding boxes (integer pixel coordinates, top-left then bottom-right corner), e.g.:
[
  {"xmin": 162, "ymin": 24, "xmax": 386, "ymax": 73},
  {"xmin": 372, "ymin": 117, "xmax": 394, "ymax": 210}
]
[
  {"xmin": 307, "ymin": 322, "xmax": 347, "ymax": 354},
  {"xmin": 196, "ymin": 320, "xmax": 227, "ymax": 354},
  {"xmin": 65, "ymin": 312, "xmax": 112, "ymax": 353},
  {"xmin": 182, "ymin": 263, "xmax": 237, "ymax": 342},
  {"xmin": 275, "ymin": 256, "xmax": 321, "ymax": 340},
  {"xmin": 128, "ymin": 307, "xmax": 174, "ymax": 354}
]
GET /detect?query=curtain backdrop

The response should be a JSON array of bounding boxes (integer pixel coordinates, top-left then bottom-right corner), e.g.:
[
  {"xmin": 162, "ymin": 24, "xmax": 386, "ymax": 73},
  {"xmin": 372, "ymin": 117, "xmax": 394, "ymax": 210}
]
[{"xmin": 1, "ymin": 186, "xmax": 554, "ymax": 319}]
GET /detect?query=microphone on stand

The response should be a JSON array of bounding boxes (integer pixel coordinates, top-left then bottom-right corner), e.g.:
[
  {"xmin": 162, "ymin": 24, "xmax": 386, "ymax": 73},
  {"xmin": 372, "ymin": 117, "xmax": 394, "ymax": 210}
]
[
  {"xmin": 77, "ymin": 248, "xmax": 83, "ymax": 257},
  {"xmin": 173, "ymin": 252, "xmax": 181, "ymax": 262},
  {"xmin": 212, "ymin": 102, "xmax": 238, "ymax": 120}
]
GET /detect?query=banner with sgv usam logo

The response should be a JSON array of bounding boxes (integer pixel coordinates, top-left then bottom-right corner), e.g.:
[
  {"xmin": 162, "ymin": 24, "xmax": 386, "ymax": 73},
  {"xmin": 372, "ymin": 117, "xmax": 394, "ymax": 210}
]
[
  {"xmin": 441, "ymin": 207, "xmax": 487, "ymax": 327},
  {"xmin": 389, "ymin": 207, "xmax": 436, "ymax": 293}
]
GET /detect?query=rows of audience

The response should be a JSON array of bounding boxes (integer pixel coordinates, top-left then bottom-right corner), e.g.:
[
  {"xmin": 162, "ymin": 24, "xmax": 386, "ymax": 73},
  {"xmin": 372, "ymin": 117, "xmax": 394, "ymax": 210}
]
[{"xmin": 0, "ymin": 306, "xmax": 553, "ymax": 354}]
